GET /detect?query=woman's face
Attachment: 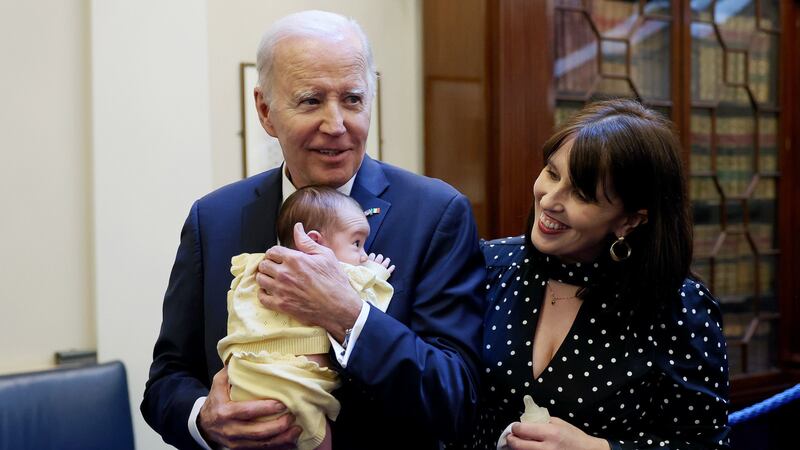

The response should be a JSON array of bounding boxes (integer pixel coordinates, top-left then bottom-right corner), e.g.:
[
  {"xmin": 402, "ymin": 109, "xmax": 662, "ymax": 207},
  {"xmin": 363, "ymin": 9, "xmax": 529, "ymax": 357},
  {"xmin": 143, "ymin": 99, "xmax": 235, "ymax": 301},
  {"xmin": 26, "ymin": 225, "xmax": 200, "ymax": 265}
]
[{"xmin": 530, "ymin": 139, "xmax": 634, "ymax": 263}]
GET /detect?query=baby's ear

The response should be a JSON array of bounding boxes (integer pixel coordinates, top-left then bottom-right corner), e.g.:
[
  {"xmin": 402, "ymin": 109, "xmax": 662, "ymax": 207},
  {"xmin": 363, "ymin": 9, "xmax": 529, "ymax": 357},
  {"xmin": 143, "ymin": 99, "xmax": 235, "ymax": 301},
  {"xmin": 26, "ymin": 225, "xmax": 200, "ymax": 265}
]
[{"xmin": 306, "ymin": 229, "xmax": 323, "ymax": 244}]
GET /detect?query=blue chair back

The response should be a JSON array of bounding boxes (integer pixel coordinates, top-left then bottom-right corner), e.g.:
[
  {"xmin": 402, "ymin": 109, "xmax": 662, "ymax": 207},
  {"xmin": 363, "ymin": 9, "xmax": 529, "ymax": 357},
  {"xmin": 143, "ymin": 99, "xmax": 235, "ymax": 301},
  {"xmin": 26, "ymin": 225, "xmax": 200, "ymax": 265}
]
[{"xmin": 0, "ymin": 361, "xmax": 135, "ymax": 450}]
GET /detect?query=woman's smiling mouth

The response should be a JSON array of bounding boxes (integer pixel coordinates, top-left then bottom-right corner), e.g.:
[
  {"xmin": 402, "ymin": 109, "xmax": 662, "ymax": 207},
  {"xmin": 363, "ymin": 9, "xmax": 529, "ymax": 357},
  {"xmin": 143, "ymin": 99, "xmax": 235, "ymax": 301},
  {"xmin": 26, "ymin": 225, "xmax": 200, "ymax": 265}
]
[{"xmin": 538, "ymin": 212, "xmax": 569, "ymax": 234}]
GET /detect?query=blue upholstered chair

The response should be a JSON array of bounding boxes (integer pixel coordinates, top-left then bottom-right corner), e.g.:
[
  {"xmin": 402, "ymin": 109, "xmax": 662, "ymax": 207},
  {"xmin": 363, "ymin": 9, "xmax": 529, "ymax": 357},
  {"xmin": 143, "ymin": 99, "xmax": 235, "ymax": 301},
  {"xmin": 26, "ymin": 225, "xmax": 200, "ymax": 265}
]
[{"xmin": 0, "ymin": 361, "xmax": 135, "ymax": 450}]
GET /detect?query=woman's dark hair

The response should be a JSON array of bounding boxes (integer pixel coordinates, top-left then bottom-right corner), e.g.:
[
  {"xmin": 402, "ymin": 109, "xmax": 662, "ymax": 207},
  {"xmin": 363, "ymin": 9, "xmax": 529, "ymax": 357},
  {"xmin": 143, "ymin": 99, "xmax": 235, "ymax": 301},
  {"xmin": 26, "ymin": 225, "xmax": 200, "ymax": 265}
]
[
  {"xmin": 525, "ymin": 99, "xmax": 693, "ymax": 310},
  {"xmin": 277, "ymin": 185, "xmax": 363, "ymax": 249}
]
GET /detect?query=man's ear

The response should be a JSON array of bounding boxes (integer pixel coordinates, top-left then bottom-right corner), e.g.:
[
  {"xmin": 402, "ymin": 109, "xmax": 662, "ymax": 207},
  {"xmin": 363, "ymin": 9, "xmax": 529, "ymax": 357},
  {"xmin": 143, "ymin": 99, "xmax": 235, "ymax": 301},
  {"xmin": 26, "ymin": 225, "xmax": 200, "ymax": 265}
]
[
  {"xmin": 306, "ymin": 229, "xmax": 324, "ymax": 244},
  {"xmin": 615, "ymin": 209, "xmax": 648, "ymax": 238},
  {"xmin": 254, "ymin": 86, "xmax": 278, "ymax": 138}
]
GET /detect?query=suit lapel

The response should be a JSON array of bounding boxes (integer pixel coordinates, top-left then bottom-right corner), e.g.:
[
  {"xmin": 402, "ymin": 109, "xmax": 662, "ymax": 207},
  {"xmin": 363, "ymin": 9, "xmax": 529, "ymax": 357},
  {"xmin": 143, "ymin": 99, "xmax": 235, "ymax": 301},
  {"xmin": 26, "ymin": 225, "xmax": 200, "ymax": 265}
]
[
  {"xmin": 351, "ymin": 156, "xmax": 391, "ymax": 251},
  {"xmin": 241, "ymin": 168, "xmax": 282, "ymax": 252}
]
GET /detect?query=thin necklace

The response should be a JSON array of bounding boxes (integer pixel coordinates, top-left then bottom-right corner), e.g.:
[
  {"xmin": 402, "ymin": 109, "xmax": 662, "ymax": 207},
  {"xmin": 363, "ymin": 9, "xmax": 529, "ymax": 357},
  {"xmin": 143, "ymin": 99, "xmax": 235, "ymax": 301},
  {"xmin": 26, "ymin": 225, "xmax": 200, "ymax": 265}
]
[{"xmin": 547, "ymin": 280, "xmax": 577, "ymax": 305}]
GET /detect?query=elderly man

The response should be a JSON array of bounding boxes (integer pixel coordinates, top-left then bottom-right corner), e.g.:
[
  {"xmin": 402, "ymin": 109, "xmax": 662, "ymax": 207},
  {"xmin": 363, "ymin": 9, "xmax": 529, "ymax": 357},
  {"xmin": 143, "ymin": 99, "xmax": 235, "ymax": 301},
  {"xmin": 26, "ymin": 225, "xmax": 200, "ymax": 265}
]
[{"xmin": 141, "ymin": 10, "xmax": 484, "ymax": 450}]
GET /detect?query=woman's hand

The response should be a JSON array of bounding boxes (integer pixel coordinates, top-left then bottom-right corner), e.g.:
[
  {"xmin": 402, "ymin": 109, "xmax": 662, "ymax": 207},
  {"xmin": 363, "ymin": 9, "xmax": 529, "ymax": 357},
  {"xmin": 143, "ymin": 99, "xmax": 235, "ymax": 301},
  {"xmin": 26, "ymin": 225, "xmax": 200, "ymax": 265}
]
[{"xmin": 506, "ymin": 417, "xmax": 610, "ymax": 450}]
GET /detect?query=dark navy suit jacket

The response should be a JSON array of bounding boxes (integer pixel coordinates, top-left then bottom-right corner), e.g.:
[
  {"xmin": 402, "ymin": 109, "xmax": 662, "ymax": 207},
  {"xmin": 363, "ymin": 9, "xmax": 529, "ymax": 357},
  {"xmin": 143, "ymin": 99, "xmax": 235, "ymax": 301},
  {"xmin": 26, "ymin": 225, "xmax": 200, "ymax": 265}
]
[{"xmin": 141, "ymin": 157, "xmax": 486, "ymax": 449}]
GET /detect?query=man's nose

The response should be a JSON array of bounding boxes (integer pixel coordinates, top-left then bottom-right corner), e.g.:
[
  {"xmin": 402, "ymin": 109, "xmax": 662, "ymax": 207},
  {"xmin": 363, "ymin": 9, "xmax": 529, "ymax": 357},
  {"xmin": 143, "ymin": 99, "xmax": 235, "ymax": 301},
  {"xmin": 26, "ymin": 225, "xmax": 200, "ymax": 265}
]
[{"xmin": 319, "ymin": 102, "xmax": 346, "ymax": 136}]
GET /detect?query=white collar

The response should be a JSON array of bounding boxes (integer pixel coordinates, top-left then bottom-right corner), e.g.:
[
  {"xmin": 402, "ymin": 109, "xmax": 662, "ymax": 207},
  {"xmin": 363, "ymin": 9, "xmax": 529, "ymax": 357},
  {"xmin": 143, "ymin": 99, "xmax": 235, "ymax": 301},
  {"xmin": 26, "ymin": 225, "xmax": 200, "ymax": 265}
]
[{"xmin": 280, "ymin": 164, "xmax": 357, "ymax": 204}]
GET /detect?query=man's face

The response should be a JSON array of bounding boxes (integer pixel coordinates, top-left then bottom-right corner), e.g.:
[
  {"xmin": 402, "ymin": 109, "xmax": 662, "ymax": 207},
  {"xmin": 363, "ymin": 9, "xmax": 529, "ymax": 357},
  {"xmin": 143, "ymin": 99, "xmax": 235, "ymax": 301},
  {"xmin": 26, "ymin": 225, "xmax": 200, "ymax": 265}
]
[{"xmin": 256, "ymin": 34, "xmax": 372, "ymax": 188}]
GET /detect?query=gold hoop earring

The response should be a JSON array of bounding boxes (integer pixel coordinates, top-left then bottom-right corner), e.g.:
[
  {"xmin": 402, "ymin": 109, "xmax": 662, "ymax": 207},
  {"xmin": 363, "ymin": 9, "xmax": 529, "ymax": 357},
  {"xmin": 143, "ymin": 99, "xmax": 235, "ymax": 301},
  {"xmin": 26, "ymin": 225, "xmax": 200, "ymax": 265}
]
[{"xmin": 610, "ymin": 235, "xmax": 631, "ymax": 262}]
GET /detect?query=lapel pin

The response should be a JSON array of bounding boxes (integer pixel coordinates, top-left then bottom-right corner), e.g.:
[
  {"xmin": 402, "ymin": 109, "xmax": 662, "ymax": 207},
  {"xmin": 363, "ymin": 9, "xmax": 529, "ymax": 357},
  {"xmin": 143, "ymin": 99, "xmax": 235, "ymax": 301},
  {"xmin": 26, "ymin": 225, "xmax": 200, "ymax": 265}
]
[{"xmin": 364, "ymin": 207, "xmax": 381, "ymax": 217}]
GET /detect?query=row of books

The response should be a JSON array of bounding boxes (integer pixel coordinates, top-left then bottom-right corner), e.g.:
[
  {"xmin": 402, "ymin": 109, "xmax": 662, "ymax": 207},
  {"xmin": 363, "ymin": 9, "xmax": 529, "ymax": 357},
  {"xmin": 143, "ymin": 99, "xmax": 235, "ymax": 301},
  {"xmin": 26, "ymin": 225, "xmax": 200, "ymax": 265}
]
[
  {"xmin": 689, "ymin": 175, "xmax": 777, "ymax": 201},
  {"xmin": 692, "ymin": 255, "xmax": 777, "ymax": 302},
  {"xmin": 693, "ymin": 222, "xmax": 777, "ymax": 255}
]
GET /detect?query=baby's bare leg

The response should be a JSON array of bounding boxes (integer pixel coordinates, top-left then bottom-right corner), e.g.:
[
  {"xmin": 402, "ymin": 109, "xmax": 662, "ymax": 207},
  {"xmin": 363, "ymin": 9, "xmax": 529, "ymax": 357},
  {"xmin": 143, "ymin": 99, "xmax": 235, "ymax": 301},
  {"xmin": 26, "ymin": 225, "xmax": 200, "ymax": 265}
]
[
  {"xmin": 305, "ymin": 353, "xmax": 331, "ymax": 368},
  {"xmin": 316, "ymin": 421, "xmax": 332, "ymax": 450}
]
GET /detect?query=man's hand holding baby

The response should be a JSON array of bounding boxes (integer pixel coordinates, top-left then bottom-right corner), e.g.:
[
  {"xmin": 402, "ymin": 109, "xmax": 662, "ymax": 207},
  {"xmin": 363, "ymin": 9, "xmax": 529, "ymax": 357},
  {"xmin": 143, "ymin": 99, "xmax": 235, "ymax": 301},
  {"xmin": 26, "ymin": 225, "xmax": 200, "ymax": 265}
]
[{"xmin": 257, "ymin": 222, "xmax": 362, "ymax": 343}]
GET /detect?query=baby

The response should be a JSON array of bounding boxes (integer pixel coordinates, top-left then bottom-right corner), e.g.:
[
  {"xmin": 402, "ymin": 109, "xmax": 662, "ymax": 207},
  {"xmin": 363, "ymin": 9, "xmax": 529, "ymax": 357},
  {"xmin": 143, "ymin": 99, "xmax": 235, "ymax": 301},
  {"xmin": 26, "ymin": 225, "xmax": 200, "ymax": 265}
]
[{"xmin": 217, "ymin": 185, "xmax": 394, "ymax": 450}]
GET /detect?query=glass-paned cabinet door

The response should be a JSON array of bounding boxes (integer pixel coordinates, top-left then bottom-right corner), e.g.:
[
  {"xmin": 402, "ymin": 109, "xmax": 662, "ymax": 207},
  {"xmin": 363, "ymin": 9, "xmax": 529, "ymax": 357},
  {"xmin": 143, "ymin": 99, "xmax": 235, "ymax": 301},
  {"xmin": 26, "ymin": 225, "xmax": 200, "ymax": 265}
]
[
  {"xmin": 553, "ymin": 0, "xmax": 783, "ymax": 377},
  {"xmin": 689, "ymin": 0, "xmax": 782, "ymax": 376},
  {"xmin": 554, "ymin": 0, "xmax": 675, "ymax": 125}
]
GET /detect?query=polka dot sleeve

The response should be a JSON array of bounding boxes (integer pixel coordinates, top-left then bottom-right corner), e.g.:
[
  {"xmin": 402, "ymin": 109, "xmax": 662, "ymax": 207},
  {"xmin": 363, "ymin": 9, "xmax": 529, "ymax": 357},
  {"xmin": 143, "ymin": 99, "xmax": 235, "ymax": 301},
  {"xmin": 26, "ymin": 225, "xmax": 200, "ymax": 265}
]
[{"xmin": 608, "ymin": 279, "xmax": 731, "ymax": 450}]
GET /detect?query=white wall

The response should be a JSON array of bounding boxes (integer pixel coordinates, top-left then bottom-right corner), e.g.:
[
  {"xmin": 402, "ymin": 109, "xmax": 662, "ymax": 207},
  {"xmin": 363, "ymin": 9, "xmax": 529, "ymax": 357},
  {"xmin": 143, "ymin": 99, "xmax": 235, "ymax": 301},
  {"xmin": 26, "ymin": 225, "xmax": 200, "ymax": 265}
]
[
  {"xmin": 91, "ymin": 1, "xmax": 213, "ymax": 448},
  {"xmin": 207, "ymin": 0, "xmax": 423, "ymax": 187},
  {"xmin": 0, "ymin": 1, "xmax": 94, "ymax": 374}
]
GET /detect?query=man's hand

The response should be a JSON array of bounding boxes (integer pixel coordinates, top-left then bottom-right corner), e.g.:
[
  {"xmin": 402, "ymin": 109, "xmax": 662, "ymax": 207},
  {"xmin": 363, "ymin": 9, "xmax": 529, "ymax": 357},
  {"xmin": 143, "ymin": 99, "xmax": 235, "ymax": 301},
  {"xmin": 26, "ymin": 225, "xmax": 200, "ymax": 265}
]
[
  {"xmin": 257, "ymin": 222, "xmax": 363, "ymax": 342},
  {"xmin": 198, "ymin": 367, "xmax": 301, "ymax": 449}
]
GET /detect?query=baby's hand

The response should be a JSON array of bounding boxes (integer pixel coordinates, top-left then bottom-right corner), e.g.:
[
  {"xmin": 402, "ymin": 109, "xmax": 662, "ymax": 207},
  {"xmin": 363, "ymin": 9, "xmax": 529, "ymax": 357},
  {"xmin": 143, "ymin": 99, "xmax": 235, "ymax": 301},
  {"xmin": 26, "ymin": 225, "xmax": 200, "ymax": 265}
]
[{"xmin": 368, "ymin": 253, "xmax": 395, "ymax": 274}]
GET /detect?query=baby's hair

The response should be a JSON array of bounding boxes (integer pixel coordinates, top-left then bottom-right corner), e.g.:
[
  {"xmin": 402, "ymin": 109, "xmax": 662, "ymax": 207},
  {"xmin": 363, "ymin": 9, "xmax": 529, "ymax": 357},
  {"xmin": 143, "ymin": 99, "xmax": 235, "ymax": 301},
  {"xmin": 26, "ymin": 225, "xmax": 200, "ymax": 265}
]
[{"xmin": 277, "ymin": 185, "xmax": 364, "ymax": 249}]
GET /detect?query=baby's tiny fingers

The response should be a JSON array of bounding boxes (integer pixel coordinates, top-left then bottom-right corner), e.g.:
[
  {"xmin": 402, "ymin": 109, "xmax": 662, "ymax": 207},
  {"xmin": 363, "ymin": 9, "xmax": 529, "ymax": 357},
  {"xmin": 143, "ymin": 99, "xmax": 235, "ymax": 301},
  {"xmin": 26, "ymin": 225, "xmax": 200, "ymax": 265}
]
[
  {"xmin": 368, "ymin": 253, "xmax": 376, "ymax": 260},
  {"xmin": 374, "ymin": 254, "xmax": 385, "ymax": 263},
  {"xmin": 387, "ymin": 264, "xmax": 395, "ymax": 274}
]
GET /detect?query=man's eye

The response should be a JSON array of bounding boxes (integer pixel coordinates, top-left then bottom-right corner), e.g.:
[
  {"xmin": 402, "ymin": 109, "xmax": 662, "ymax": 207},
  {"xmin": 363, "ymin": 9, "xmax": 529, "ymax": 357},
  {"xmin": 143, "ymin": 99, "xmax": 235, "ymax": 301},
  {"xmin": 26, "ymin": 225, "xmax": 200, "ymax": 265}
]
[
  {"xmin": 300, "ymin": 98, "xmax": 320, "ymax": 106},
  {"xmin": 345, "ymin": 95, "xmax": 363, "ymax": 105}
]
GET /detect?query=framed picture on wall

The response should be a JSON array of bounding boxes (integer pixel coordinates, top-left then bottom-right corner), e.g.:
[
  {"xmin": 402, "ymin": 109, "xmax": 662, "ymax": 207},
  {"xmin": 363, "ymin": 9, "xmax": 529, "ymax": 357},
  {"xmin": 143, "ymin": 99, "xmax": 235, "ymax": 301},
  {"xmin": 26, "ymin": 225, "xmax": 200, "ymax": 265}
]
[{"xmin": 239, "ymin": 63, "xmax": 384, "ymax": 178}]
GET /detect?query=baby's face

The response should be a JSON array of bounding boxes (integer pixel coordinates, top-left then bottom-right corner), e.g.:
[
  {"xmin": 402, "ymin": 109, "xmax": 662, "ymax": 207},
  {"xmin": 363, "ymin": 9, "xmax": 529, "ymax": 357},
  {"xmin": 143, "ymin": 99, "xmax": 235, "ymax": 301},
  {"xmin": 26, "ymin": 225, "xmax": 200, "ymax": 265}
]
[{"xmin": 325, "ymin": 206, "xmax": 370, "ymax": 266}]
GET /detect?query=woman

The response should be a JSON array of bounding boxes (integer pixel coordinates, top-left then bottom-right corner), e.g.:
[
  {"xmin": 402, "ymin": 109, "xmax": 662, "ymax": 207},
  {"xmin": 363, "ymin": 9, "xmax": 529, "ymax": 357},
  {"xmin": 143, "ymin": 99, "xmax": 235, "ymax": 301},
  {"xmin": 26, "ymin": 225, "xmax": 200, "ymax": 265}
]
[{"xmin": 464, "ymin": 100, "xmax": 729, "ymax": 449}]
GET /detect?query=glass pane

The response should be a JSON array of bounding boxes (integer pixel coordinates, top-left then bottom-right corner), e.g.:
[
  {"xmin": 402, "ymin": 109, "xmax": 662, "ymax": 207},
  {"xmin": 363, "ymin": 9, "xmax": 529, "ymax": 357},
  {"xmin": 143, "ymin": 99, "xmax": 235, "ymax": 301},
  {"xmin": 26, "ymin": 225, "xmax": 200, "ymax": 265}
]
[
  {"xmin": 690, "ymin": 0, "xmax": 714, "ymax": 22},
  {"xmin": 554, "ymin": 101, "xmax": 584, "ymax": 128},
  {"xmin": 693, "ymin": 221, "xmax": 722, "ymax": 258},
  {"xmin": 600, "ymin": 40, "xmax": 627, "ymax": 76},
  {"xmin": 750, "ymin": 32, "xmax": 779, "ymax": 106},
  {"xmin": 725, "ymin": 51, "xmax": 747, "ymax": 86},
  {"xmin": 555, "ymin": 0, "xmax": 583, "ymax": 8},
  {"xmin": 556, "ymin": 1, "xmax": 675, "ymax": 105},
  {"xmin": 555, "ymin": 9, "xmax": 598, "ymax": 96},
  {"xmin": 644, "ymin": 0, "xmax": 671, "ymax": 16},
  {"xmin": 750, "ymin": 177, "xmax": 778, "ymax": 251},
  {"xmin": 758, "ymin": 255, "xmax": 778, "ymax": 305},
  {"xmin": 716, "ymin": 0, "xmax": 756, "ymax": 51},
  {"xmin": 759, "ymin": 0, "xmax": 781, "ymax": 31},
  {"xmin": 594, "ymin": 77, "xmax": 637, "ymax": 98},
  {"xmin": 749, "ymin": 317, "xmax": 779, "ymax": 372},
  {"xmin": 631, "ymin": 19, "xmax": 671, "ymax": 101},
  {"xmin": 758, "ymin": 114, "xmax": 778, "ymax": 171},
  {"xmin": 690, "ymin": 109, "xmax": 713, "ymax": 173},
  {"xmin": 691, "ymin": 22, "xmax": 723, "ymax": 102},
  {"xmin": 723, "ymin": 314, "xmax": 778, "ymax": 373},
  {"xmin": 590, "ymin": 0, "xmax": 639, "ymax": 39},
  {"xmin": 716, "ymin": 107, "xmax": 755, "ymax": 198},
  {"xmin": 715, "ymin": 232, "xmax": 755, "ymax": 302}
]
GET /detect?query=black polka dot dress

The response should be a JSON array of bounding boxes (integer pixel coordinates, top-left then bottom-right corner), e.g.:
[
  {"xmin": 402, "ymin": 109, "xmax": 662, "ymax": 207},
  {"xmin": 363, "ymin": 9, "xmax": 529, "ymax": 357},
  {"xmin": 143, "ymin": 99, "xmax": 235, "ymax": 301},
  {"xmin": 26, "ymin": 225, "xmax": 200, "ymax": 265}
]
[{"xmin": 453, "ymin": 236, "xmax": 730, "ymax": 450}]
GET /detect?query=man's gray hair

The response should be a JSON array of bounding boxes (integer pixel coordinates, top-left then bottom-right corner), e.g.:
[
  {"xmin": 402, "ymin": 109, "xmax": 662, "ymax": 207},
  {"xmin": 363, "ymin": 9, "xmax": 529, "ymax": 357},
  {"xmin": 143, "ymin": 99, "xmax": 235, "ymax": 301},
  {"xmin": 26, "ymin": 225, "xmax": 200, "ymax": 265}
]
[{"xmin": 256, "ymin": 10, "xmax": 377, "ymax": 103}]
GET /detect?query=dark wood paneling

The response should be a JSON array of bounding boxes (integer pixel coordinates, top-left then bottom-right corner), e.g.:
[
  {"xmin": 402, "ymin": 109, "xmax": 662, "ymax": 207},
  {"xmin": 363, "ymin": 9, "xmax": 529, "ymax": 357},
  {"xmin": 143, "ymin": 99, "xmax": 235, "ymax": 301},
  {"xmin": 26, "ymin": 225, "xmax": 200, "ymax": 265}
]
[
  {"xmin": 778, "ymin": 0, "xmax": 800, "ymax": 371},
  {"xmin": 489, "ymin": 0, "xmax": 555, "ymax": 238},
  {"xmin": 425, "ymin": 0, "xmax": 554, "ymax": 239},
  {"xmin": 427, "ymin": 79, "xmax": 488, "ymax": 233},
  {"xmin": 423, "ymin": 0, "xmax": 490, "ymax": 236},
  {"xmin": 675, "ymin": 0, "xmax": 692, "ymax": 157},
  {"xmin": 423, "ymin": 0, "xmax": 486, "ymax": 79}
]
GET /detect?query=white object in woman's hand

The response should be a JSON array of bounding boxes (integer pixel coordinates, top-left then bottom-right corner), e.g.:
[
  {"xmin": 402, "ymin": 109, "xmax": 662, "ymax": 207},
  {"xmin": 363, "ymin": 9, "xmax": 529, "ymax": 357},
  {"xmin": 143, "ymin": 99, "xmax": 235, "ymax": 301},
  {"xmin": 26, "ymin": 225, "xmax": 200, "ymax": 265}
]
[{"xmin": 505, "ymin": 418, "xmax": 610, "ymax": 450}]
